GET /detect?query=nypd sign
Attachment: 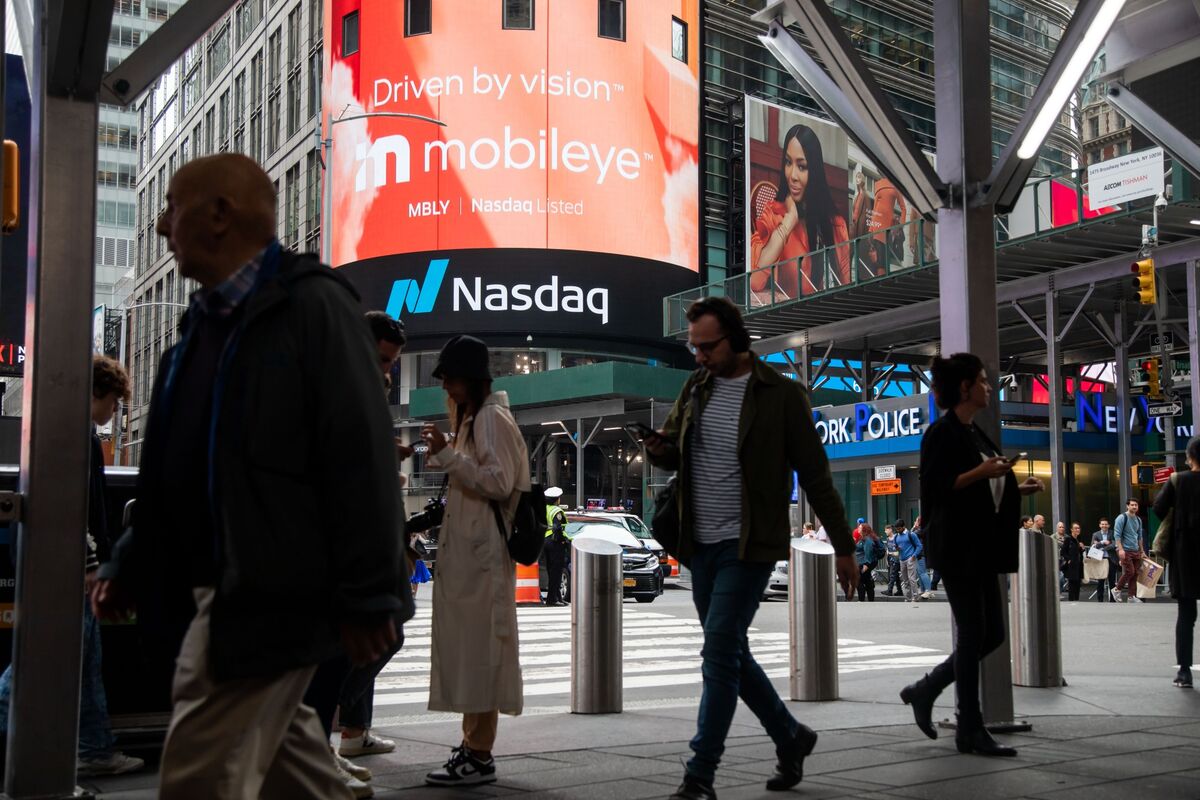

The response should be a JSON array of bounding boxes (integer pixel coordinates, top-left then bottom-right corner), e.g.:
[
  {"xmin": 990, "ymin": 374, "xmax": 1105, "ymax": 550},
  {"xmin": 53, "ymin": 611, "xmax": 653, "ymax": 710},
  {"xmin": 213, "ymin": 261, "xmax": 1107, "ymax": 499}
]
[{"xmin": 813, "ymin": 394, "xmax": 937, "ymax": 445}]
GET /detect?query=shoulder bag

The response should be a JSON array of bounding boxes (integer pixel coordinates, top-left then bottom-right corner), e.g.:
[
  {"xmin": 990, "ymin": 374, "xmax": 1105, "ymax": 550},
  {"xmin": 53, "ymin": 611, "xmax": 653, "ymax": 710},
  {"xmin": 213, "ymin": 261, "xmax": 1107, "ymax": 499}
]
[
  {"xmin": 1152, "ymin": 472, "xmax": 1180, "ymax": 560},
  {"xmin": 651, "ymin": 383, "xmax": 700, "ymax": 564},
  {"xmin": 491, "ymin": 482, "xmax": 548, "ymax": 567}
]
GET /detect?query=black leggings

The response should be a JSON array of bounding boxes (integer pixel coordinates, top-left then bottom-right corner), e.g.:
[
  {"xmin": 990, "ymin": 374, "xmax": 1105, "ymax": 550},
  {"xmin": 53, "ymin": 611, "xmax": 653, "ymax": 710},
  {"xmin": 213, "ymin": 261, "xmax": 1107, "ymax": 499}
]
[
  {"xmin": 857, "ymin": 565, "xmax": 875, "ymax": 601},
  {"xmin": 926, "ymin": 571, "xmax": 1006, "ymax": 730},
  {"xmin": 1179, "ymin": 598, "xmax": 1198, "ymax": 669}
]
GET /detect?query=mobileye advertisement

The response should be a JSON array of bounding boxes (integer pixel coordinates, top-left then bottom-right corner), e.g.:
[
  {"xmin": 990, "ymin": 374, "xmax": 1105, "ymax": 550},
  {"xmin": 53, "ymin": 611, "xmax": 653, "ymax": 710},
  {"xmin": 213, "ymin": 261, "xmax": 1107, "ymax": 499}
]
[
  {"xmin": 325, "ymin": 0, "xmax": 700, "ymax": 347},
  {"xmin": 744, "ymin": 98, "xmax": 935, "ymax": 303}
]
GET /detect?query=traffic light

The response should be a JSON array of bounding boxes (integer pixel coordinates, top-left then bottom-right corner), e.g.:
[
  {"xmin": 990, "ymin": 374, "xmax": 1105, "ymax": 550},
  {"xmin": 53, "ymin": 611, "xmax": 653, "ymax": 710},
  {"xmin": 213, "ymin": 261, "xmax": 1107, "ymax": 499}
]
[
  {"xmin": 1131, "ymin": 257, "xmax": 1156, "ymax": 305},
  {"xmin": 1144, "ymin": 357, "xmax": 1161, "ymax": 397}
]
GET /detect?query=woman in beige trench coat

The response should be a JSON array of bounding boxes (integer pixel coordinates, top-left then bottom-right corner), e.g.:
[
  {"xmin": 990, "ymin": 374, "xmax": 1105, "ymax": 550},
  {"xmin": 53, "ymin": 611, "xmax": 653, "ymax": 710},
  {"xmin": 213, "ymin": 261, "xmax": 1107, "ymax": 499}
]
[{"xmin": 420, "ymin": 335, "xmax": 530, "ymax": 788}]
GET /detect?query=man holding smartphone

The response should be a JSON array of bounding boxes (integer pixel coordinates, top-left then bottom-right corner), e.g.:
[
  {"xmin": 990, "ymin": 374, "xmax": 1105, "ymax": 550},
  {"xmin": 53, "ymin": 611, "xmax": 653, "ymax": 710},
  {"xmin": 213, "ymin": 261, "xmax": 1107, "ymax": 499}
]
[{"xmin": 643, "ymin": 297, "xmax": 855, "ymax": 800}]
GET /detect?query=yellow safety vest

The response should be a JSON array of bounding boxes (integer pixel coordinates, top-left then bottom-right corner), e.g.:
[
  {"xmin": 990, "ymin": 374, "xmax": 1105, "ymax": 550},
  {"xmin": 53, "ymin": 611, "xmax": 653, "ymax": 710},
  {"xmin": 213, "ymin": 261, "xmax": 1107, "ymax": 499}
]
[{"xmin": 545, "ymin": 504, "xmax": 566, "ymax": 538}]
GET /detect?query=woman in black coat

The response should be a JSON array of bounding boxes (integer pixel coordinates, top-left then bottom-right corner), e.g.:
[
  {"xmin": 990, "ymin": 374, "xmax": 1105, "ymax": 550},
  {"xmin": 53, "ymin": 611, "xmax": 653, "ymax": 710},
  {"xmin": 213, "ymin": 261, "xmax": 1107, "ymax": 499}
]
[
  {"xmin": 1060, "ymin": 523, "xmax": 1085, "ymax": 601},
  {"xmin": 900, "ymin": 353, "xmax": 1044, "ymax": 756},
  {"xmin": 1152, "ymin": 436, "xmax": 1200, "ymax": 689}
]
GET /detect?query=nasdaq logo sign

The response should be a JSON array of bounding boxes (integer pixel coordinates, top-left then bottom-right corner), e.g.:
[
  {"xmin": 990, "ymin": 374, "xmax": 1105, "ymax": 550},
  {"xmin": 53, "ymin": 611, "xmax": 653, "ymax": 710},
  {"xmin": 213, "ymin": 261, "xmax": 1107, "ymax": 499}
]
[
  {"xmin": 384, "ymin": 258, "xmax": 609, "ymax": 324},
  {"xmin": 386, "ymin": 258, "xmax": 448, "ymax": 317}
]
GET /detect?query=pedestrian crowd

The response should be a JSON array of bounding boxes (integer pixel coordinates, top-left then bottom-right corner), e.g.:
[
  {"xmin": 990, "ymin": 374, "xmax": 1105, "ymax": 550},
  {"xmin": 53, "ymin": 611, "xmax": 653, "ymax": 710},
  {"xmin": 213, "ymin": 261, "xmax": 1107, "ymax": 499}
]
[{"xmin": 12, "ymin": 156, "xmax": 1196, "ymax": 799}]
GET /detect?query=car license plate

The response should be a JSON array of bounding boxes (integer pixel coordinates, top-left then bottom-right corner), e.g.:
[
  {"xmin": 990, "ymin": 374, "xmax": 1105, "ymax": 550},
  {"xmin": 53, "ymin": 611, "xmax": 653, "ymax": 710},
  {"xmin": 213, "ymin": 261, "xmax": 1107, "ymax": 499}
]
[{"xmin": 623, "ymin": 578, "xmax": 636, "ymax": 587}]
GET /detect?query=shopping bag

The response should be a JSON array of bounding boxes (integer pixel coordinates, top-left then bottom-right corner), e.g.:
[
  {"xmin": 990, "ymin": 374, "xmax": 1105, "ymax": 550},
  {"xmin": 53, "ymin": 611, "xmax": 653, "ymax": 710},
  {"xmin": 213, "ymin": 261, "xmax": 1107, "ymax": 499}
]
[
  {"xmin": 1086, "ymin": 545, "xmax": 1106, "ymax": 561},
  {"xmin": 1136, "ymin": 557, "xmax": 1164, "ymax": 590},
  {"xmin": 1083, "ymin": 558, "xmax": 1108, "ymax": 583}
]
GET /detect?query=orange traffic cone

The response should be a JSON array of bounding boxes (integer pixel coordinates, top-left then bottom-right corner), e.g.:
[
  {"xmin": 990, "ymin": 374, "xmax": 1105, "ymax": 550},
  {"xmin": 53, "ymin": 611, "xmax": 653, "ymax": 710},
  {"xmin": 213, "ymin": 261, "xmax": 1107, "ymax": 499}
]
[{"xmin": 515, "ymin": 562, "xmax": 541, "ymax": 605}]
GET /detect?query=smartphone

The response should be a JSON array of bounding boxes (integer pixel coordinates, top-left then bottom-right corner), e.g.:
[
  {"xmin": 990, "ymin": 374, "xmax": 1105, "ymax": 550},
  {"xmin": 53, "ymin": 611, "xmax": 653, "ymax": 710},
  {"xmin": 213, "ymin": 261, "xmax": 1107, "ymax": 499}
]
[
  {"xmin": 624, "ymin": 422, "xmax": 660, "ymax": 441},
  {"xmin": 1005, "ymin": 451, "xmax": 1027, "ymax": 466}
]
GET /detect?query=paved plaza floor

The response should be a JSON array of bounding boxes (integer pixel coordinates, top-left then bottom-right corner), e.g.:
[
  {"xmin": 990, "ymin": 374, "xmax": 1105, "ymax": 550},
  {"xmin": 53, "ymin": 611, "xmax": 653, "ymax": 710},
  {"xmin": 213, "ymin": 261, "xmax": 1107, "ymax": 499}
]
[{"xmin": 86, "ymin": 592, "xmax": 1200, "ymax": 799}]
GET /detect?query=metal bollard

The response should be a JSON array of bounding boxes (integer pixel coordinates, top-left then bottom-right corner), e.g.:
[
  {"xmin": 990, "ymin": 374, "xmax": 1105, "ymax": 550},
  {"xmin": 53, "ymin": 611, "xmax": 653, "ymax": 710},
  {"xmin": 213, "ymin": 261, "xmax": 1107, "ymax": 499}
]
[
  {"xmin": 789, "ymin": 538, "xmax": 838, "ymax": 701},
  {"xmin": 570, "ymin": 536, "xmax": 624, "ymax": 713},
  {"xmin": 1009, "ymin": 530, "xmax": 1063, "ymax": 687}
]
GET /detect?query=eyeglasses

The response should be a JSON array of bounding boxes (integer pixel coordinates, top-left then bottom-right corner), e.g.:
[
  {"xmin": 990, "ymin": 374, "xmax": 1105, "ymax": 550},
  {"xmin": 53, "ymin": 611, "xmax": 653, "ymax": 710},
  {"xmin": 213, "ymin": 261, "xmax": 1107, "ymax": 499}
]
[{"xmin": 686, "ymin": 335, "xmax": 729, "ymax": 355}]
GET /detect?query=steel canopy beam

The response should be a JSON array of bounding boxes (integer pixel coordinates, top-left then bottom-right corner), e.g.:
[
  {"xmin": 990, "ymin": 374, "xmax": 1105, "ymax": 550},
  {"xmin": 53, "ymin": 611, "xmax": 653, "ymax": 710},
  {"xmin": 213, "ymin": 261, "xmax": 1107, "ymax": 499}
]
[
  {"xmin": 754, "ymin": 1, "xmax": 945, "ymax": 217},
  {"xmin": 1106, "ymin": 83, "xmax": 1200, "ymax": 180},
  {"xmin": 101, "ymin": 0, "xmax": 236, "ymax": 105}
]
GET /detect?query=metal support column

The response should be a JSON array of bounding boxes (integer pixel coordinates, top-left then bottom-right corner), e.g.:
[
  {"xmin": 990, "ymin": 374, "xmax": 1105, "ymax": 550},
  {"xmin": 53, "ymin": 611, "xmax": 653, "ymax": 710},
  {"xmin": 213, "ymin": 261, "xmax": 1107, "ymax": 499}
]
[
  {"xmin": 1045, "ymin": 290, "xmax": 1067, "ymax": 531},
  {"xmin": 933, "ymin": 0, "xmax": 1019, "ymax": 730},
  {"xmin": 1116, "ymin": 308, "xmax": 1133, "ymax": 503},
  {"xmin": 1188, "ymin": 264, "xmax": 1200, "ymax": 432},
  {"xmin": 576, "ymin": 419, "xmax": 584, "ymax": 510},
  {"xmin": 4, "ymin": 11, "xmax": 100, "ymax": 796}
]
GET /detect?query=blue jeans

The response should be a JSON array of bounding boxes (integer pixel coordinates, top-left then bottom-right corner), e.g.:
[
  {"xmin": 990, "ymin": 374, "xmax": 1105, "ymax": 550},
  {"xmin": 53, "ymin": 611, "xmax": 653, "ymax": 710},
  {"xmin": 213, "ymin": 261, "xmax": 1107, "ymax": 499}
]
[
  {"xmin": 0, "ymin": 596, "xmax": 114, "ymax": 759},
  {"xmin": 918, "ymin": 557, "xmax": 931, "ymax": 592},
  {"xmin": 686, "ymin": 539, "xmax": 798, "ymax": 785}
]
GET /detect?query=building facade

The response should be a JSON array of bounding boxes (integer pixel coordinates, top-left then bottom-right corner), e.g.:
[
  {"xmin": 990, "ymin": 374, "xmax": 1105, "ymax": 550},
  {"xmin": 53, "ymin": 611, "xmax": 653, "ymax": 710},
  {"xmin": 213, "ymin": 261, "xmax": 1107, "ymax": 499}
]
[
  {"xmin": 127, "ymin": 0, "xmax": 324, "ymax": 462},
  {"xmin": 1079, "ymin": 50, "xmax": 1134, "ymax": 174}
]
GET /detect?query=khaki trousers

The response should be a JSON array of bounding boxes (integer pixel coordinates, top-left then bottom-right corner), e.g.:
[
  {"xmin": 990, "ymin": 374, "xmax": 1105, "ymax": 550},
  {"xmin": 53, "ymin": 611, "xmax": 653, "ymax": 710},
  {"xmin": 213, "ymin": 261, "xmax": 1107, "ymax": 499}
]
[
  {"xmin": 462, "ymin": 710, "xmax": 499, "ymax": 753},
  {"xmin": 159, "ymin": 589, "xmax": 352, "ymax": 800}
]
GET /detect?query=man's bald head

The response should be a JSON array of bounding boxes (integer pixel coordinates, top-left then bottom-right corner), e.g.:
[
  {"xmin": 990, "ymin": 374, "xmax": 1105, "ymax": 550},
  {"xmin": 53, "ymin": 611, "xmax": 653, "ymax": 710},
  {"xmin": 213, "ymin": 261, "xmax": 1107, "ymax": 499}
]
[{"xmin": 157, "ymin": 154, "xmax": 279, "ymax": 287}]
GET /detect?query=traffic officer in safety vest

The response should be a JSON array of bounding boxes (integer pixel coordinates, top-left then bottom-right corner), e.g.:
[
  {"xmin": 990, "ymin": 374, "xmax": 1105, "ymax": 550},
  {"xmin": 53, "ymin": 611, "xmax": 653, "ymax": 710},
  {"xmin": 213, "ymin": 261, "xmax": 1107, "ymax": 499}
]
[{"xmin": 543, "ymin": 487, "xmax": 569, "ymax": 606}]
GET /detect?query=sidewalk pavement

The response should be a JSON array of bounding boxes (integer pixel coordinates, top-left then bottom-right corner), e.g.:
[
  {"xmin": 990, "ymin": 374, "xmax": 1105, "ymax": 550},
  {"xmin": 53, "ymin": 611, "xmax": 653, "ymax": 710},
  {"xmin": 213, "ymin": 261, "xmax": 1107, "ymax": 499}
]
[{"xmin": 89, "ymin": 677, "xmax": 1200, "ymax": 799}]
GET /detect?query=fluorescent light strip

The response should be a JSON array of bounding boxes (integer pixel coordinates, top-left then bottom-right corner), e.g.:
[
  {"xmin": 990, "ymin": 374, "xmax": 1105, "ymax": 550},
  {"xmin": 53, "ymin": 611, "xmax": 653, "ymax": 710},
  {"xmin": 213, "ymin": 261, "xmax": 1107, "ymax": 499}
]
[{"xmin": 1016, "ymin": 0, "xmax": 1127, "ymax": 160}]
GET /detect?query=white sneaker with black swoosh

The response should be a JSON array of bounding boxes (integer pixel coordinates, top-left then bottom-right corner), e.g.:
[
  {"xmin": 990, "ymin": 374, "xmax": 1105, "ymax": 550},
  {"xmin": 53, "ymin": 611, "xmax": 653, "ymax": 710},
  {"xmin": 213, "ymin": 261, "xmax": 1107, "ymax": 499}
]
[{"xmin": 425, "ymin": 745, "xmax": 497, "ymax": 786}]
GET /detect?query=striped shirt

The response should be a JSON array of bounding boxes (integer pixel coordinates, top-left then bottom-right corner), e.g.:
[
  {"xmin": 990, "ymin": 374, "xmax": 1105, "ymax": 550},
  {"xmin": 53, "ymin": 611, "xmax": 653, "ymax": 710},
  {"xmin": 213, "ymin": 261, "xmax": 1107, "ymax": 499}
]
[{"xmin": 690, "ymin": 373, "xmax": 750, "ymax": 544}]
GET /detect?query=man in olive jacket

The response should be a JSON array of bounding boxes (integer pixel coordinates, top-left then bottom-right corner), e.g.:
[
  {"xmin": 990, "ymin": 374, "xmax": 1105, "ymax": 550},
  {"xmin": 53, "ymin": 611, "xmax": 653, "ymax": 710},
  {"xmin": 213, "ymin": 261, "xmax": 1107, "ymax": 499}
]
[
  {"xmin": 646, "ymin": 297, "xmax": 855, "ymax": 800},
  {"xmin": 93, "ymin": 155, "xmax": 405, "ymax": 799}
]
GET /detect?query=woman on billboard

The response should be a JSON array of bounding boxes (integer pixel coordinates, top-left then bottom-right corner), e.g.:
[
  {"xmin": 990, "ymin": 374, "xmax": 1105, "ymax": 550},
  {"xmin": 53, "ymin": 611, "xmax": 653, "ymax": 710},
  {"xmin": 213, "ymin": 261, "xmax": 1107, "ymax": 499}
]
[{"xmin": 750, "ymin": 124, "xmax": 851, "ymax": 298}]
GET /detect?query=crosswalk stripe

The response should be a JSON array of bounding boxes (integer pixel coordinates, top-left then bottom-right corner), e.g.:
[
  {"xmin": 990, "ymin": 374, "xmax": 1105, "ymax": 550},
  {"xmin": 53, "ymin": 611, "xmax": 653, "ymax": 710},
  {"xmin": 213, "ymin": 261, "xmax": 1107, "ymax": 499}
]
[{"xmin": 377, "ymin": 605, "xmax": 947, "ymax": 711}]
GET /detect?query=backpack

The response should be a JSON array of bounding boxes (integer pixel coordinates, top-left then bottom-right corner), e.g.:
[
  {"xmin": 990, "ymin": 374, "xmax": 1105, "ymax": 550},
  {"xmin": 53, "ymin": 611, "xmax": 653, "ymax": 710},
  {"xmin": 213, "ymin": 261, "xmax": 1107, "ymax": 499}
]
[{"xmin": 491, "ymin": 481, "xmax": 548, "ymax": 566}]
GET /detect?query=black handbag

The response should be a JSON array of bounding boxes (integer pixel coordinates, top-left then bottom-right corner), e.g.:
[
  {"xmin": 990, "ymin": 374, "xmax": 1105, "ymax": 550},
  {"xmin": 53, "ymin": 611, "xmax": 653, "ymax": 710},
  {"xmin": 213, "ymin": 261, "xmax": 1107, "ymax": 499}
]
[
  {"xmin": 650, "ymin": 383, "xmax": 698, "ymax": 565},
  {"xmin": 491, "ymin": 481, "xmax": 548, "ymax": 567}
]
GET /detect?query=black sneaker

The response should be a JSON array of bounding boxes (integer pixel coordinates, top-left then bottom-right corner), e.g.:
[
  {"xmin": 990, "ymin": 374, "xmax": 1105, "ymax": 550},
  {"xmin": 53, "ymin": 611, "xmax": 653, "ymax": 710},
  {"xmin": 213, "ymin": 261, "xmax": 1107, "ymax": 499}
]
[
  {"xmin": 424, "ymin": 745, "xmax": 496, "ymax": 786},
  {"xmin": 669, "ymin": 774, "xmax": 717, "ymax": 800},
  {"xmin": 1175, "ymin": 668, "xmax": 1193, "ymax": 688}
]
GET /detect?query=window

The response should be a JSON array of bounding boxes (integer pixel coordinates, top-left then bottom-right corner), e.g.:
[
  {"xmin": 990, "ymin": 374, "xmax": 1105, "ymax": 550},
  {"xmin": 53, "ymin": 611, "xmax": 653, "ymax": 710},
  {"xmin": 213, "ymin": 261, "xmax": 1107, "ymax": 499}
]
[
  {"xmin": 287, "ymin": 8, "xmax": 302, "ymax": 69},
  {"xmin": 405, "ymin": 1, "xmax": 431, "ymax": 37},
  {"xmin": 287, "ymin": 73, "xmax": 301, "ymax": 136},
  {"xmin": 671, "ymin": 17, "xmax": 687, "ymax": 62},
  {"xmin": 268, "ymin": 31, "xmax": 282, "ymax": 91},
  {"xmin": 234, "ymin": 71, "xmax": 247, "ymax": 129},
  {"xmin": 205, "ymin": 107, "xmax": 216, "ymax": 155},
  {"xmin": 306, "ymin": 150, "xmax": 321, "ymax": 239},
  {"xmin": 146, "ymin": 0, "xmax": 169, "ymax": 21},
  {"xmin": 108, "ymin": 26, "xmax": 142, "ymax": 47},
  {"xmin": 267, "ymin": 94, "xmax": 281, "ymax": 154},
  {"xmin": 308, "ymin": 48, "xmax": 322, "ymax": 120},
  {"xmin": 503, "ymin": 0, "xmax": 533, "ymax": 30},
  {"xmin": 114, "ymin": 0, "xmax": 142, "ymax": 15},
  {"xmin": 219, "ymin": 90, "xmax": 231, "ymax": 150},
  {"xmin": 207, "ymin": 23, "xmax": 231, "ymax": 83},
  {"xmin": 309, "ymin": 0, "xmax": 323, "ymax": 48},
  {"xmin": 181, "ymin": 137, "xmax": 190, "ymax": 164},
  {"xmin": 1088, "ymin": 117, "xmax": 1099, "ymax": 140},
  {"xmin": 284, "ymin": 164, "xmax": 301, "ymax": 247},
  {"xmin": 344, "ymin": 11, "xmax": 361, "ymax": 53},
  {"xmin": 598, "ymin": 0, "xmax": 624, "ymax": 41}
]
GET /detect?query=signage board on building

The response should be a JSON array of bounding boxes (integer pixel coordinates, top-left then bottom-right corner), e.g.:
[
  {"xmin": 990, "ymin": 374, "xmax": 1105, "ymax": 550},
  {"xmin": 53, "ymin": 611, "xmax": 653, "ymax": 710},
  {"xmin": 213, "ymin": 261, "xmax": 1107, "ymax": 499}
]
[
  {"xmin": 874, "ymin": 464, "xmax": 896, "ymax": 480},
  {"xmin": 742, "ymin": 96, "xmax": 934, "ymax": 302},
  {"xmin": 1154, "ymin": 466, "xmax": 1175, "ymax": 484},
  {"xmin": 813, "ymin": 393, "xmax": 936, "ymax": 445},
  {"xmin": 1147, "ymin": 400, "xmax": 1183, "ymax": 418},
  {"xmin": 325, "ymin": 0, "xmax": 700, "ymax": 349},
  {"xmin": 1086, "ymin": 146, "xmax": 1164, "ymax": 207},
  {"xmin": 1151, "ymin": 332, "xmax": 1174, "ymax": 354},
  {"xmin": 870, "ymin": 479, "xmax": 901, "ymax": 496}
]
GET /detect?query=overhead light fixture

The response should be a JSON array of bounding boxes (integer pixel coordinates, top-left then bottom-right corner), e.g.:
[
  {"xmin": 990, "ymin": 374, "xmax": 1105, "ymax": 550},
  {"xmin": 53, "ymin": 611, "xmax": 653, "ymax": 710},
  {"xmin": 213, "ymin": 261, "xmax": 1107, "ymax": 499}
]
[
  {"xmin": 750, "ymin": 335, "xmax": 763, "ymax": 340},
  {"xmin": 986, "ymin": 0, "xmax": 1128, "ymax": 211},
  {"xmin": 550, "ymin": 431, "xmax": 570, "ymax": 437},
  {"xmin": 1017, "ymin": 0, "xmax": 1127, "ymax": 160},
  {"xmin": 540, "ymin": 421, "xmax": 562, "ymax": 426},
  {"xmin": 602, "ymin": 426, "xmax": 622, "ymax": 431},
  {"xmin": 1191, "ymin": 220, "xmax": 1200, "ymax": 226}
]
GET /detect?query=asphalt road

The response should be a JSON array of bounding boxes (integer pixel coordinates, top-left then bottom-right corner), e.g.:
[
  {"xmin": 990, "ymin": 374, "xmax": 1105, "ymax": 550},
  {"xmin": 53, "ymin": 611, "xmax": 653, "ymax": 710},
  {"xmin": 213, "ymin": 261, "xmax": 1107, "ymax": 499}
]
[{"xmin": 371, "ymin": 583, "xmax": 1183, "ymax": 729}]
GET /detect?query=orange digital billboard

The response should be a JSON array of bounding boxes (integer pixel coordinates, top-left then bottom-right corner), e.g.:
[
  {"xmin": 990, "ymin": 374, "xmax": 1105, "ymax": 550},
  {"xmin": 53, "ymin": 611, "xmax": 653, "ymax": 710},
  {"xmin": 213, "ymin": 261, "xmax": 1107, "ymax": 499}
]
[{"xmin": 326, "ymin": 0, "xmax": 699, "ymax": 275}]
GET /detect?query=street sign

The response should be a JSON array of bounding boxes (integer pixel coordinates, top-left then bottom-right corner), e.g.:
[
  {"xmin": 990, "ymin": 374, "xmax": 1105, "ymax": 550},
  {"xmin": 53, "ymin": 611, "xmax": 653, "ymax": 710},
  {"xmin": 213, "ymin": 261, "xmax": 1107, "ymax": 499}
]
[
  {"xmin": 870, "ymin": 479, "xmax": 901, "ymax": 496},
  {"xmin": 1151, "ymin": 332, "xmax": 1174, "ymax": 354},
  {"xmin": 1147, "ymin": 400, "xmax": 1183, "ymax": 418},
  {"xmin": 1154, "ymin": 466, "xmax": 1175, "ymax": 484},
  {"xmin": 874, "ymin": 465, "xmax": 896, "ymax": 481}
]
